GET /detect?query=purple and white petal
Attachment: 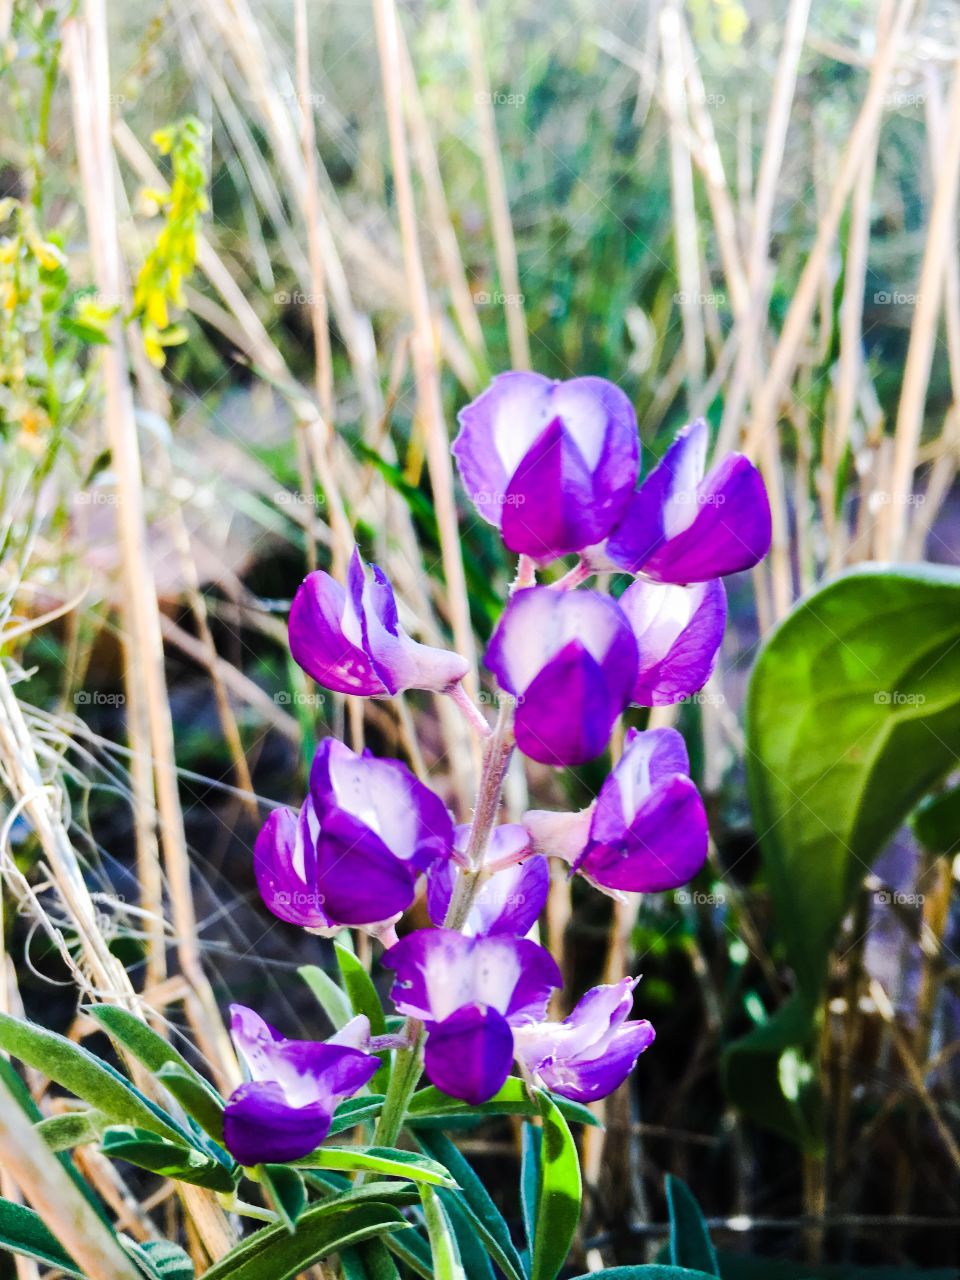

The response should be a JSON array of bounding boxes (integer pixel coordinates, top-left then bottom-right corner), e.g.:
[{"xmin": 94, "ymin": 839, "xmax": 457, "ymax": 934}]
[
  {"xmin": 350, "ymin": 552, "xmax": 469, "ymax": 695},
  {"xmin": 484, "ymin": 588, "xmax": 638, "ymax": 766},
  {"xmin": 254, "ymin": 803, "xmax": 335, "ymax": 930},
  {"xmin": 620, "ymin": 578, "xmax": 726, "ymax": 706},
  {"xmin": 606, "ymin": 420, "xmax": 771, "ymax": 582},
  {"xmin": 223, "ymin": 1082, "xmax": 334, "ymax": 1165},
  {"xmin": 383, "ymin": 929, "xmax": 561, "ymax": 1024},
  {"xmin": 427, "ymin": 856, "xmax": 549, "ymax": 937},
  {"xmin": 514, "ymin": 977, "xmax": 655, "ymax": 1103},
  {"xmin": 423, "ymin": 1004, "xmax": 516, "ymax": 1104},
  {"xmin": 454, "ymin": 373, "xmax": 639, "ymax": 556},
  {"xmin": 288, "ymin": 569, "xmax": 386, "ymax": 696},
  {"xmin": 522, "ymin": 806, "xmax": 593, "ymax": 866},
  {"xmin": 311, "ymin": 737, "xmax": 454, "ymax": 872}
]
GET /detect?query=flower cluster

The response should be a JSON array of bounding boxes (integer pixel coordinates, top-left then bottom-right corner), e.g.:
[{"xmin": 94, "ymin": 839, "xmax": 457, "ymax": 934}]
[{"xmin": 227, "ymin": 373, "xmax": 769, "ymax": 1166}]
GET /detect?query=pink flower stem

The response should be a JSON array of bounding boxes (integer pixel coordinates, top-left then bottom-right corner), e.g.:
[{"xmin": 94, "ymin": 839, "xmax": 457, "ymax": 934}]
[
  {"xmin": 551, "ymin": 557, "xmax": 594, "ymax": 590},
  {"xmin": 447, "ymin": 680, "xmax": 493, "ymax": 740}
]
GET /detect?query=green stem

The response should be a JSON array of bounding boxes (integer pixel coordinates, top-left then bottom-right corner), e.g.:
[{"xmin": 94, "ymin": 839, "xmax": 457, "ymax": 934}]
[{"xmin": 370, "ymin": 697, "xmax": 517, "ymax": 1146}]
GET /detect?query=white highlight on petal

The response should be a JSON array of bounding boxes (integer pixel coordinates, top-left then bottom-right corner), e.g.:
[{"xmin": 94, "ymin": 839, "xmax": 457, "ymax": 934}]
[{"xmin": 661, "ymin": 420, "xmax": 708, "ymax": 540}]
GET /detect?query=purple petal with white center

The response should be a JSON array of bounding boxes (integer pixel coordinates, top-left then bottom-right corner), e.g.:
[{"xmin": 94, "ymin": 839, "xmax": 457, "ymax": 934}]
[
  {"xmin": 224, "ymin": 1005, "xmax": 380, "ymax": 1164},
  {"xmin": 620, "ymin": 578, "xmax": 726, "ymax": 706},
  {"xmin": 423, "ymin": 1003, "xmax": 516, "ymax": 1103},
  {"xmin": 310, "ymin": 737, "xmax": 454, "ymax": 873},
  {"xmin": 254, "ymin": 802, "xmax": 334, "ymax": 930},
  {"xmin": 383, "ymin": 929, "xmax": 561, "ymax": 1025},
  {"xmin": 223, "ymin": 1082, "xmax": 334, "ymax": 1165},
  {"xmin": 606, "ymin": 420, "xmax": 771, "ymax": 582},
  {"xmin": 349, "ymin": 551, "xmax": 469, "ymax": 695},
  {"xmin": 484, "ymin": 588, "xmax": 638, "ymax": 766},
  {"xmin": 312, "ymin": 806, "xmax": 419, "ymax": 925},
  {"xmin": 453, "ymin": 822, "xmax": 532, "ymax": 872},
  {"xmin": 288, "ymin": 569, "xmax": 386, "ymax": 695},
  {"xmin": 453, "ymin": 373, "xmax": 639, "ymax": 549},
  {"xmin": 427, "ymin": 856, "xmax": 549, "ymax": 936},
  {"xmin": 514, "ymin": 977, "xmax": 655, "ymax": 1103}
]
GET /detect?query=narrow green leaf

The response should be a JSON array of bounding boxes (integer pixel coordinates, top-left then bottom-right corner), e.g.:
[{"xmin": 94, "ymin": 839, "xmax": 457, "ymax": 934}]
[
  {"xmin": 0, "ymin": 1198, "xmax": 85, "ymax": 1278},
  {"xmin": 35, "ymin": 1109, "xmax": 106, "ymax": 1151},
  {"xmin": 408, "ymin": 1078, "xmax": 600, "ymax": 1128},
  {"xmin": 85, "ymin": 1006, "xmax": 220, "ymax": 1109},
  {"xmin": 567, "ymin": 1270, "xmax": 719, "ymax": 1279},
  {"xmin": 299, "ymin": 963, "xmax": 354, "ymax": 1029},
  {"xmin": 329, "ymin": 1095, "xmax": 385, "ymax": 1135},
  {"xmin": 121, "ymin": 1237, "xmax": 195, "ymax": 1280},
  {"xmin": 439, "ymin": 1190, "xmax": 496, "ymax": 1280},
  {"xmin": 155, "ymin": 1062, "xmax": 226, "ymax": 1145},
  {"xmin": 100, "ymin": 1126, "xmax": 237, "ymax": 1192},
  {"xmin": 260, "ymin": 1164, "xmax": 307, "ymax": 1232},
  {"xmin": 530, "ymin": 1090, "xmax": 581, "ymax": 1280},
  {"xmin": 666, "ymin": 1175, "xmax": 719, "ymax": 1276},
  {"xmin": 202, "ymin": 1201, "xmax": 409, "ymax": 1280},
  {"xmin": 0, "ymin": 1012, "xmax": 184, "ymax": 1143},
  {"xmin": 341, "ymin": 1240, "xmax": 403, "ymax": 1280},
  {"xmin": 419, "ymin": 1184, "xmax": 466, "ymax": 1280},
  {"xmin": 417, "ymin": 1131, "xmax": 526, "ymax": 1280},
  {"xmin": 335, "ymin": 944, "xmax": 387, "ymax": 1035},
  {"xmin": 294, "ymin": 1144, "xmax": 457, "ymax": 1186},
  {"xmin": 385, "ymin": 1224, "xmax": 436, "ymax": 1280},
  {"xmin": 336, "ymin": 944, "xmax": 391, "ymax": 1091},
  {"xmin": 520, "ymin": 1122, "xmax": 542, "ymax": 1256}
]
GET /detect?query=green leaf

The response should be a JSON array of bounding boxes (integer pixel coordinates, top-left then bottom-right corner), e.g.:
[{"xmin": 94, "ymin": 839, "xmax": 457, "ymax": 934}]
[
  {"xmin": 35, "ymin": 1108, "xmax": 107, "ymax": 1151},
  {"xmin": 336, "ymin": 944, "xmax": 391, "ymax": 1091},
  {"xmin": 666, "ymin": 1175, "xmax": 719, "ymax": 1276},
  {"xmin": 100, "ymin": 1126, "xmax": 237, "ymax": 1192},
  {"xmin": 439, "ymin": 1190, "xmax": 496, "ymax": 1280},
  {"xmin": 746, "ymin": 565, "xmax": 960, "ymax": 996},
  {"xmin": 567, "ymin": 1270, "xmax": 719, "ymax": 1279},
  {"xmin": 294, "ymin": 1144, "xmax": 457, "ymax": 1186},
  {"xmin": 122, "ymin": 1237, "xmax": 195, "ymax": 1280},
  {"xmin": 716, "ymin": 1257, "xmax": 959, "ymax": 1280},
  {"xmin": 722, "ymin": 993, "xmax": 823, "ymax": 1150},
  {"xmin": 0, "ymin": 1012, "xmax": 184, "ymax": 1144},
  {"xmin": 520, "ymin": 1122, "xmax": 542, "ymax": 1257},
  {"xmin": 329, "ymin": 1095, "xmax": 385, "ymax": 1135},
  {"xmin": 335, "ymin": 944, "xmax": 387, "ymax": 1036},
  {"xmin": 530, "ymin": 1091, "xmax": 581, "ymax": 1280},
  {"xmin": 341, "ymin": 1239, "xmax": 402, "ymax": 1280},
  {"xmin": 911, "ymin": 784, "xmax": 960, "ymax": 853},
  {"xmin": 385, "ymin": 1223, "xmax": 436, "ymax": 1280},
  {"xmin": 417, "ymin": 1131, "xmax": 526, "ymax": 1280},
  {"xmin": 155, "ymin": 1063, "xmax": 226, "ymax": 1145},
  {"xmin": 408, "ymin": 1078, "xmax": 600, "ymax": 1128},
  {"xmin": 203, "ymin": 1201, "xmax": 409, "ymax": 1280},
  {"xmin": 419, "ymin": 1184, "xmax": 466, "ymax": 1280},
  {"xmin": 260, "ymin": 1164, "xmax": 307, "ymax": 1231},
  {"xmin": 299, "ymin": 963, "xmax": 354, "ymax": 1029},
  {"xmin": 0, "ymin": 1197, "xmax": 84, "ymax": 1278}
]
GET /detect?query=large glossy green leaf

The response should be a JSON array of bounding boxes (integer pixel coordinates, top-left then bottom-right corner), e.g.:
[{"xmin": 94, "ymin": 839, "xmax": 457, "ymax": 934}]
[
  {"xmin": 0, "ymin": 1197, "xmax": 85, "ymax": 1278},
  {"xmin": 666, "ymin": 1176, "xmax": 719, "ymax": 1276},
  {"xmin": 0, "ymin": 1012, "xmax": 184, "ymax": 1143},
  {"xmin": 746, "ymin": 565, "xmax": 960, "ymax": 994},
  {"xmin": 530, "ymin": 1090, "xmax": 581, "ymax": 1280},
  {"xmin": 294, "ymin": 1144, "xmax": 457, "ymax": 1186},
  {"xmin": 202, "ymin": 1201, "xmax": 409, "ymax": 1280}
]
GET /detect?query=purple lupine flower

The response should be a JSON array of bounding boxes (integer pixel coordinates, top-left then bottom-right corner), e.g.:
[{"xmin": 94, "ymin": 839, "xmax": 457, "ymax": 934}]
[
  {"xmin": 427, "ymin": 855, "xmax": 549, "ymax": 937},
  {"xmin": 484, "ymin": 587, "xmax": 638, "ymax": 766},
  {"xmin": 514, "ymin": 977, "xmax": 655, "ymax": 1102},
  {"xmin": 223, "ymin": 1006, "xmax": 379, "ymax": 1165},
  {"xmin": 453, "ymin": 373, "xmax": 639, "ymax": 562},
  {"xmin": 619, "ymin": 577, "xmax": 726, "ymax": 706},
  {"xmin": 254, "ymin": 738, "xmax": 454, "ymax": 933},
  {"xmin": 289, "ymin": 547, "xmax": 468, "ymax": 696},
  {"xmin": 383, "ymin": 929, "xmax": 562, "ymax": 1103},
  {"xmin": 524, "ymin": 727, "xmax": 708, "ymax": 894},
  {"xmin": 604, "ymin": 419, "xmax": 771, "ymax": 582}
]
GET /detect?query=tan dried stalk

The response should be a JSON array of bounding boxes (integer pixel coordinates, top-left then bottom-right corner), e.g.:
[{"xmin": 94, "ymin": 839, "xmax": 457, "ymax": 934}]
[
  {"xmin": 879, "ymin": 54, "xmax": 960, "ymax": 556},
  {"xmin": 65, "ymin": 0, "xmax": 237, "ymax": 1094},
  {"xmin": 457, "ymin": 0, "xmax": 530, "ymax": 370}
]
